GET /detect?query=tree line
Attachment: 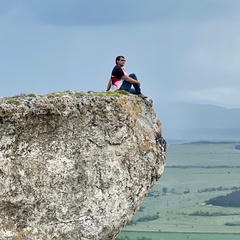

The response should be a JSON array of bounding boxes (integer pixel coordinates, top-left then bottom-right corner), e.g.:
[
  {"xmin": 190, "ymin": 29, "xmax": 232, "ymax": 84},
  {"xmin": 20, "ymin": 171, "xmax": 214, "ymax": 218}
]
[{"xmin": 116, "ymin": 237, "xmax": 153, "ymax": 240}]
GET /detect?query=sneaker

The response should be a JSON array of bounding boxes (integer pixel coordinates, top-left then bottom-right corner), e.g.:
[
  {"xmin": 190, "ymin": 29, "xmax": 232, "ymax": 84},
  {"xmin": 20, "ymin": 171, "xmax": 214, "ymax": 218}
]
[
  {"xmin": 148, "ymin": 99, "xmax": 153, "ymax": 107},
  {"xmin": 137, "ymin": 93, "xmax": 148, "ymax": 99}
]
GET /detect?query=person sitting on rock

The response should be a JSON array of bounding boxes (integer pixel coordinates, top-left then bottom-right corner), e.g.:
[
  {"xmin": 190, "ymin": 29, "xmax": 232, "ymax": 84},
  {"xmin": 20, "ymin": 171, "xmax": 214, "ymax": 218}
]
[{"xmin": 106, "ymin": 55, "xmax": 148, "ymax": 99}]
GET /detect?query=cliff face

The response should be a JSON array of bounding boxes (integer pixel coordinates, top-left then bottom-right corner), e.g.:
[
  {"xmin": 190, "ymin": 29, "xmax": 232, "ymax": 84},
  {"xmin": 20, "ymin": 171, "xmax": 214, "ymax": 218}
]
[{"xmin": 0, "ymin": 91, "xmax": 166, "ymax": 240}]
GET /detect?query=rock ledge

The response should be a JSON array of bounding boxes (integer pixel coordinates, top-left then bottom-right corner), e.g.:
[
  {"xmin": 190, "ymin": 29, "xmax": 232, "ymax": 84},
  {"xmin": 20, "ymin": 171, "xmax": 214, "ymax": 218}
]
[{"xmin": 0, "ymin": 91, "xmax": 166, "ymax": 240}]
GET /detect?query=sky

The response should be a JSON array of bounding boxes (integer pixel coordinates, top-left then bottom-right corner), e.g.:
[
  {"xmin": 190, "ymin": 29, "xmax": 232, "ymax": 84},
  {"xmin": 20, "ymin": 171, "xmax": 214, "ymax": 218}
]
[{"xmin": 1, "ymin": 0, "xmax": 240, "ymax": 109}]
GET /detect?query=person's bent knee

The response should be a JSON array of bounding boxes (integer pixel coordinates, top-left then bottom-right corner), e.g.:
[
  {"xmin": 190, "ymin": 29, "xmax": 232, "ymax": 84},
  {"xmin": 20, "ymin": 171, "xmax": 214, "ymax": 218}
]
[{"xmin": 129, "ymin": 73, "xmax": 137, "ymax": 80}]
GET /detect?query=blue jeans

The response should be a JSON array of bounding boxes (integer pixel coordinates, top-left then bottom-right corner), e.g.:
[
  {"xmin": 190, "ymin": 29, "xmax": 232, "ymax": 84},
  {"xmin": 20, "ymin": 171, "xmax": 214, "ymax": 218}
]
[{"xmin": 119, "ymin": 73, "xmax": 141, "ymax": 94}]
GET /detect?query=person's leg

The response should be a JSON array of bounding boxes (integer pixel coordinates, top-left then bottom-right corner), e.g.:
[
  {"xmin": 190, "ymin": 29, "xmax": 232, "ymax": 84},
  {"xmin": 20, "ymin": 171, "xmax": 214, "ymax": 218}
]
[
  {"xmin": 128, "ymin": 73, "xmax": 141, "ymax": 94},
  {"xmin": 129, "ymin": 73, "xmax": 148, "ymax": 98},
  {"xmin": 119, "ymin": 80, "xmax": 131, "ymax": 92}
]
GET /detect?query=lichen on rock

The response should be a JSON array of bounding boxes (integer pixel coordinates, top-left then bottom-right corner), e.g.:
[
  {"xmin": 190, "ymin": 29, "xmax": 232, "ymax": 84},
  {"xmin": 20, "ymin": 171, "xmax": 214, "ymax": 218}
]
[{"xmin": 0, "ymin": 91, "xmax": 166, "ymax": 240}]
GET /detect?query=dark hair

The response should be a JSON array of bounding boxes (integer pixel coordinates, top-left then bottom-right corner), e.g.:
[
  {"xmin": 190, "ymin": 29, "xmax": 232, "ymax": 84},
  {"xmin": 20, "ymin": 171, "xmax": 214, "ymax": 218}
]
[{"xmin": 115, "ymin": 55, "xmax": 125, "ymax": 64}]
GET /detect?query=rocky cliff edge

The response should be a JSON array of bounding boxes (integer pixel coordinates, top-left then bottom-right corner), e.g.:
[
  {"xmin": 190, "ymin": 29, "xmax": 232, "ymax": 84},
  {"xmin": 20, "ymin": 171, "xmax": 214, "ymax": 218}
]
[{"xmin": 0, "ymin": 91, "xmax": 166, "ymax": 240}]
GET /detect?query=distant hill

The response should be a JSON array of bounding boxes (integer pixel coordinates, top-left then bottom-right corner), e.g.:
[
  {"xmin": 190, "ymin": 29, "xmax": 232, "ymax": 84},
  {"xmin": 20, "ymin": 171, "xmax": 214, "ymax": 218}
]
[
  {"xmin": 235, "ymin": 145, "xmax": 240, "ymax": 150},
  {"xmin": 155, "ymin": 102, "xmax": 240, "ymax": 142},
  {"xmin": 206, "ymin": 191, "xmax": 240, "ymax": 207}
]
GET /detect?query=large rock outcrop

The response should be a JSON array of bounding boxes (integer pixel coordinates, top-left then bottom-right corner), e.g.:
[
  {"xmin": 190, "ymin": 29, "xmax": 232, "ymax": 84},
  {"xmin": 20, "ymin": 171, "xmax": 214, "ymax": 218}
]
[{"xmin": 0, "ymin": 91, "xmax": 166, "ymax": 240}]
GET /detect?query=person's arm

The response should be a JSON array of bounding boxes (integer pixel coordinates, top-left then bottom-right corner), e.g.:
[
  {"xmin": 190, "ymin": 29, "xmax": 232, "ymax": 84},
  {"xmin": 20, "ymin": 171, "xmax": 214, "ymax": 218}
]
[
  {"xmin": 122, "ymin": 75, "xmax": 141, "ymax": 86},
  {"xmin": 106, "ymin": 78, "xmax": 112, "ymax": 91}
]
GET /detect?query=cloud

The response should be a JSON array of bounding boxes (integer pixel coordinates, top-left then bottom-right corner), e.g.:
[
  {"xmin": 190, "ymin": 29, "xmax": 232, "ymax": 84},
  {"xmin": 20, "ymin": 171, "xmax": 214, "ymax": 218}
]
[
  {"xmin": 30, "ymin": 0, "xmax": 240, "ymax": 26},
  {"xmin": 1, "ymin": 0, "xmax": 240, "ymax": 26},
  {"xmin": 1, "ymin": 0, "xmax": 164, "ymax": 26}
]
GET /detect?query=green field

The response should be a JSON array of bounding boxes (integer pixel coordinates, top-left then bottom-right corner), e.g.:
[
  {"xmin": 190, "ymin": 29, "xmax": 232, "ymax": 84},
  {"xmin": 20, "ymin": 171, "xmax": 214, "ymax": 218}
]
[
  {"xmin": 117, "ymin": 142, "xmax": 240, "ymax": 239},
  {"xmin": 118, "ymin": 231, "xmax": 240, "ymax": 240}
]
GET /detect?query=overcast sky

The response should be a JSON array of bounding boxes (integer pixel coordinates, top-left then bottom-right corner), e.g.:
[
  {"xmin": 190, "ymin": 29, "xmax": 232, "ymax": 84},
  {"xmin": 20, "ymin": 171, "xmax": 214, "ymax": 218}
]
[{"xmin": 1, "ymin": 0, "xmax": 240, "ymax": 109}]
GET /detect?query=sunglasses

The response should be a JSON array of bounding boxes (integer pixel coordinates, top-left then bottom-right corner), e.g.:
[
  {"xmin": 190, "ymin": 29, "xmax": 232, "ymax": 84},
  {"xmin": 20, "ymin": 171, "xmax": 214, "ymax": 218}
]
[{"xmin": 120, "ymin": 59, "xmax": 126, "ymax": 62}]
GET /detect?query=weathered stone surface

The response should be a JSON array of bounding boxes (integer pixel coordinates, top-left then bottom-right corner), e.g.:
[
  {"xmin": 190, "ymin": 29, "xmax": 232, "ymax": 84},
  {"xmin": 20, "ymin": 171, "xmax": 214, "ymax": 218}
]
[{"xmin": 0, "ymin": 92, "xmax": 166, "ymax": 240}]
